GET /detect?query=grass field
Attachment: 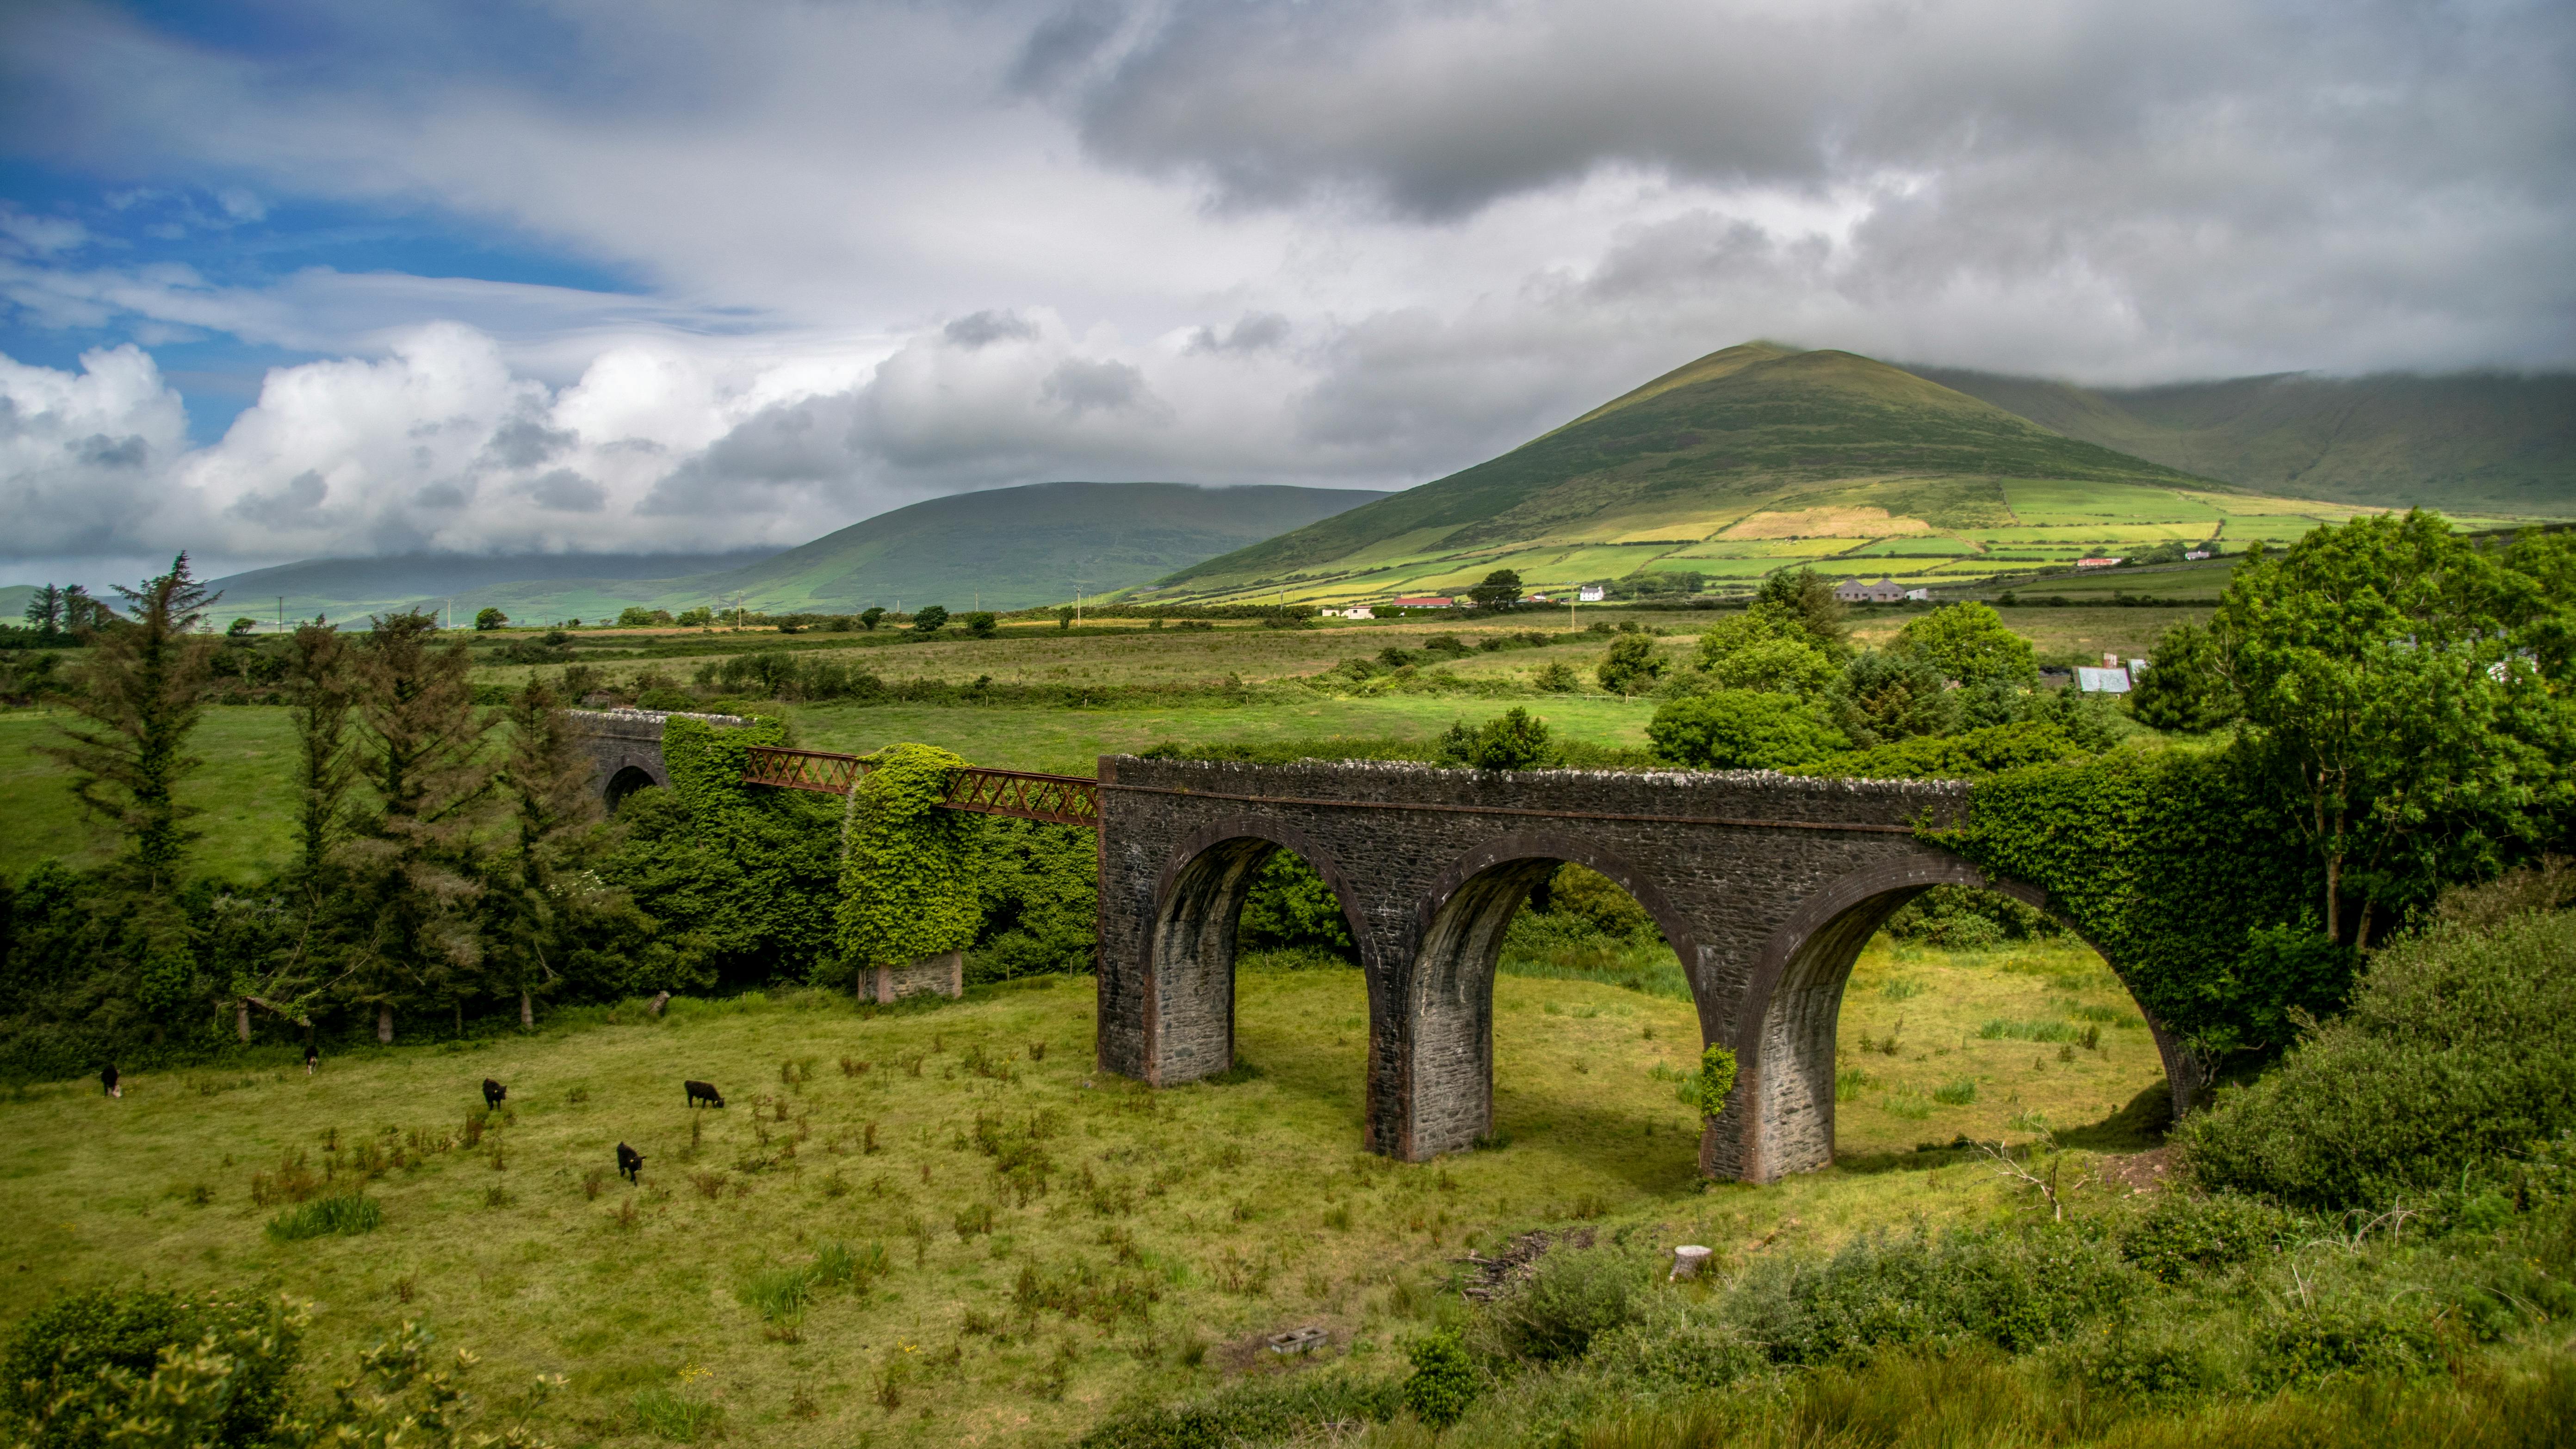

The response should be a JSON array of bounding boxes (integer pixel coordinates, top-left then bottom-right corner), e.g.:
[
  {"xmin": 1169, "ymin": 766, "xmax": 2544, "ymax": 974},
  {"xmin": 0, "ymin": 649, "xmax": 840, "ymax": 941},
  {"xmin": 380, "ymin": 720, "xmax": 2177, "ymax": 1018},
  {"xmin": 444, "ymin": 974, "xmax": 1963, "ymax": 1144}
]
[
  {"xmin": 0, "ymin": 603, "xmax": 2218, "ymax": 879},
  {"xmin": 0, "ymin": 931, "xmax": 2163, "ymax": 1447}
]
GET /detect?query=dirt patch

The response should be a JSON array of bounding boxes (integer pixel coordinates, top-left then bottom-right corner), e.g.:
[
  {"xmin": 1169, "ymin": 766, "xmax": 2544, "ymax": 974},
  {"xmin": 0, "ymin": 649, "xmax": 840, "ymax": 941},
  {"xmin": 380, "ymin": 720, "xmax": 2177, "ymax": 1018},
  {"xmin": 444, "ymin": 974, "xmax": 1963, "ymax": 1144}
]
[
  {"xmin": 2099, "ymin": 1145, "xmax": 2180, "ymax": 1196},
  {"xmin": 1456, "ymin": 1226, "xmax": 1593, "ymax": 1302}
]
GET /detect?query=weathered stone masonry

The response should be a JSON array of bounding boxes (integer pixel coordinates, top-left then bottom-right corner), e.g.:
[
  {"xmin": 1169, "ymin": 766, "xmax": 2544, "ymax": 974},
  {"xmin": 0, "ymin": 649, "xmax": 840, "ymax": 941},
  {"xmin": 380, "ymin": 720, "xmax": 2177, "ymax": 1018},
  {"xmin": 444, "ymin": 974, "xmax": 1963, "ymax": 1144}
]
[
  {"xmin": 1095, "ymin": 755, "xmax": 2200, "ymax": 1183},
  {"xmin": 563, "ymin": 708, "xmax": 748, "ymax": 809}
]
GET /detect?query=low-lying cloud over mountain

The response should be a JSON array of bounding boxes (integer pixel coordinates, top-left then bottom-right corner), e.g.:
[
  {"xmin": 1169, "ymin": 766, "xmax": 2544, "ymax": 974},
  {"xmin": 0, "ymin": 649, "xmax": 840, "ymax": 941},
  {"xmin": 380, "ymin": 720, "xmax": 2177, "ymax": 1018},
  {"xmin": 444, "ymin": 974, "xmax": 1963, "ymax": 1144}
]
[{"xmin": 2, "ymin": 0, "xmax": 2568, "ymax": 579}]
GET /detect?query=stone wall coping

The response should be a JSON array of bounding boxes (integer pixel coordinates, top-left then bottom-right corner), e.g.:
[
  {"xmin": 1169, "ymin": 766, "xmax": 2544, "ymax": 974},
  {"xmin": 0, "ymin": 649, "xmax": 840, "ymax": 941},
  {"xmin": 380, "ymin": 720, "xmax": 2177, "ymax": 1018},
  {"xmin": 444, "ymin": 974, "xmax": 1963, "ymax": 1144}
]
[
  {"xmin": 563, "ymin": 708, "xmax": 750, "ymax": 727},
  {"xmin": 1103, "ymin": 754, "xmax": 1968, "ymax": 816}
]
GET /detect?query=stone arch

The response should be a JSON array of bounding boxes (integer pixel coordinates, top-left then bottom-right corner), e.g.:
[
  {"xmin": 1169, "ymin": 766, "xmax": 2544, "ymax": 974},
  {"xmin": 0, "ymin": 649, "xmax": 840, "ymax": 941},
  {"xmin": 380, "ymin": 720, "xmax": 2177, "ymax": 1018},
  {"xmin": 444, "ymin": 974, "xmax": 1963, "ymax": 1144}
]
[
  {"xmin": 1721, "ymin": 855, "xmax": 2189, "ymax": 1183},
  {"xmin": 1399, "ymin": 832, "xmax": 1694, "ymax": 1160},
  {"xmin": 1143, "ymin": 817, "xmax": 1371, "ymax": 1088},
  {"xmin": 604, "ymin": 764, "xmax": 664, "ymax": 811}
]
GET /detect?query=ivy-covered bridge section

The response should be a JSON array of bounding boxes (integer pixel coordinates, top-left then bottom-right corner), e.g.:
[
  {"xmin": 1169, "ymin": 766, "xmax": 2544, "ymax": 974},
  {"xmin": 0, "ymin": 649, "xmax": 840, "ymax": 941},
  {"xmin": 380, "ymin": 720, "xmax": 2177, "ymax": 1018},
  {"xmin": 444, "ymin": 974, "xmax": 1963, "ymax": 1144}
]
[{"xmin": 564, "ymin": 711, "xmax": 2215, "ymax": 1184}]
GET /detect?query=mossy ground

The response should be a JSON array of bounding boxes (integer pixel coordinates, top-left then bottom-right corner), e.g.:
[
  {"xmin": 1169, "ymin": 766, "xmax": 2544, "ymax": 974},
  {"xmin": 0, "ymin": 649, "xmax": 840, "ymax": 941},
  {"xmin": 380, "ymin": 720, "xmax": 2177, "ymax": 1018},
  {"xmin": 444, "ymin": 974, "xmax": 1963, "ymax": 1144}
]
[{"xmin": 0, "ymin": 940, "xmax": 2161, "ymax": 1447}]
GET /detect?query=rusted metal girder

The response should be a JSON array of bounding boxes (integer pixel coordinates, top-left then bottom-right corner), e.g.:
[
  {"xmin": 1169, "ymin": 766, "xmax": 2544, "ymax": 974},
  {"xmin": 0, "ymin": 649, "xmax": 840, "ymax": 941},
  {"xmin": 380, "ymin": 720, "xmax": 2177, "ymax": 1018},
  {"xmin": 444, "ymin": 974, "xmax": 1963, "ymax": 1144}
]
[{"xmin": 741, "ymin": 746, "xmax": 1101, "ymax": 829}]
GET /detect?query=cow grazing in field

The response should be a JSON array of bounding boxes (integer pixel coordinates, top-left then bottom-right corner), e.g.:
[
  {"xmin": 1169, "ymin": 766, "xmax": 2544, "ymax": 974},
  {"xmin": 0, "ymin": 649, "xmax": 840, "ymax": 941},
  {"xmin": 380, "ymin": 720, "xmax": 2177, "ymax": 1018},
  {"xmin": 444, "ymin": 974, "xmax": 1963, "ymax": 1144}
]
[
  {"xmin": 684, "ymin": 1079, "xmax": 724, "ymax": 1109},
  {"xmin": 483, "ymin": 1078, "xmax": 507, "ymax": 1110},
  {"xmin": 100, "ymin": 1064, "xmax": 119, "ymax": 1098},
  {"xmin": 304, "ymin": 1044, "xmax": 318, "ymax": 1076},
  {"xmin": 617, "ymin": 1143, "xmax": 644, "ymax": 1184}
]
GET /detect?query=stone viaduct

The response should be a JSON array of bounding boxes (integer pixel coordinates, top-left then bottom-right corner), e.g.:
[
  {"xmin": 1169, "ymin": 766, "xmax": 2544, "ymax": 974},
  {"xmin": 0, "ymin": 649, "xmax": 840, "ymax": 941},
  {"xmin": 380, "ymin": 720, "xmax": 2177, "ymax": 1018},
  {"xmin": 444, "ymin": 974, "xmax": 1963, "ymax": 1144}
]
[
  {"xmin": 562, "ymin": 712, "xmax": 2192, "ymax": 1183},
  {"xmin": 1093, "ymin": 755, "xmax": 2198, "ymax": 1183}
]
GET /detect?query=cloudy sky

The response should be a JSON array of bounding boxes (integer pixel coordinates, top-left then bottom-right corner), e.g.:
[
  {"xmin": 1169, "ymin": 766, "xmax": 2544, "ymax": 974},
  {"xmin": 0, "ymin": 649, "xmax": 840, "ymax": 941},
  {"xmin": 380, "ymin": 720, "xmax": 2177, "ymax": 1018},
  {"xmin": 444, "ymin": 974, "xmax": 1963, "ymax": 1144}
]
[{"xmin": 3, "ymin": 0, "xmax": 2570, "ymax": 584}]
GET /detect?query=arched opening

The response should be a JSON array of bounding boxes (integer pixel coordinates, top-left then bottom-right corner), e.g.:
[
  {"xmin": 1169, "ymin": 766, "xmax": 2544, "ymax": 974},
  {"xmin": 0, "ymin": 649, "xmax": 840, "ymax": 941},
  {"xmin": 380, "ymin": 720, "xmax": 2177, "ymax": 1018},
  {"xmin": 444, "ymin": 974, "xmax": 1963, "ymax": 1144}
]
[
  {"xmin": 1403, "ymin": 838, "xmax": 1695, "ymax": 1161},
  {"xmin": 604, "ymin": 765, "xmax": 661, "ymax": 812},
  {"xmin": 1739, "ymin": 863, "xmax": 2183, "ymax": 1182},
  {"xmin": 1146, "ymin": 822, "xmax": 1370, "ymax": 1089}
]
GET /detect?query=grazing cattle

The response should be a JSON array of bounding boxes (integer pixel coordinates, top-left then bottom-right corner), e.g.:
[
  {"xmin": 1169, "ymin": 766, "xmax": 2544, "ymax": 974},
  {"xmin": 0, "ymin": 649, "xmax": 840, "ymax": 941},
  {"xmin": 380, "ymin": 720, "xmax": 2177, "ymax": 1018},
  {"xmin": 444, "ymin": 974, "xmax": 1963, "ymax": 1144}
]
[
  {"xmin": 483, "ymin": 1078, "xmax": 507, "ymax": 1110},
  {"xmin": 100, "ymin": 1064, "xmax": 120, "ymax": 1099},
  {"xmin": 304, "ymin": 1044, "xmax": 319, "ymax": 1076},
  {"xmin": 684, "ymin": 1079, "xmax": 724, "ymax": 1109},
  {"xmin": 617, "ymin": 1142, "xmax": 644, "ymax": 1184}
]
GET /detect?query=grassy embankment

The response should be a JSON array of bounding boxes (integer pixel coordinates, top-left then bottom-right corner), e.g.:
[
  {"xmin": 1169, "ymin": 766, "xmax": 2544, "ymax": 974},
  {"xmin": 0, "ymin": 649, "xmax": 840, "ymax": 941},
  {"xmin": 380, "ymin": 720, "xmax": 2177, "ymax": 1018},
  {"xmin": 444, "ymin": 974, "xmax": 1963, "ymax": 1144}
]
[{"xmin": 0, "ymin": 931, "xmax": 2163, "ymax": 1447}]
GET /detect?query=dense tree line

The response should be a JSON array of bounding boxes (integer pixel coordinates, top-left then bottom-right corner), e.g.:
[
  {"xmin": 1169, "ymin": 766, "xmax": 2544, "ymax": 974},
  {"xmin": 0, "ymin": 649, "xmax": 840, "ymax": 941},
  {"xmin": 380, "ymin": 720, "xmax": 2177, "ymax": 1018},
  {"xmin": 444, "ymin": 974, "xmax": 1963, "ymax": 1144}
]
[{"xmin": 0, "ymin": 557, "xmax": 1096, "ymax": 1081}]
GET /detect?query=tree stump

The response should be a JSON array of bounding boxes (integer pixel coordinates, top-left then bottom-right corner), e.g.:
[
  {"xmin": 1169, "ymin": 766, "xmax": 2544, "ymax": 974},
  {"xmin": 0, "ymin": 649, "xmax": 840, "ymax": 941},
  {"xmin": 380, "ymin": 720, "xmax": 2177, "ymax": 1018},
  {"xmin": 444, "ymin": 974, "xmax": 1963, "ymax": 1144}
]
[{"xmin": 1668, "ymin": 1245, "xmax": 1713, "ymax": 1281}]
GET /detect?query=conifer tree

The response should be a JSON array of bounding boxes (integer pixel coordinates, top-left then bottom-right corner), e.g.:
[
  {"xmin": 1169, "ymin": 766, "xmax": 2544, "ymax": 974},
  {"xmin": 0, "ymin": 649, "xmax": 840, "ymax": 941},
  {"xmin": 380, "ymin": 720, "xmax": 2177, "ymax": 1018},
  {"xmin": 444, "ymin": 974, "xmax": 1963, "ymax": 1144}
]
[
  {"xmin": 39, "ymin": 554, "xmax": 217, "ymax": 892},
  {"xmin": 340, "ymin": 612, "xmax": 492, "ymax": 1041},
  {"xmin": 485, "ymin": 674, "xmax": 600, "ymax": 1027}
]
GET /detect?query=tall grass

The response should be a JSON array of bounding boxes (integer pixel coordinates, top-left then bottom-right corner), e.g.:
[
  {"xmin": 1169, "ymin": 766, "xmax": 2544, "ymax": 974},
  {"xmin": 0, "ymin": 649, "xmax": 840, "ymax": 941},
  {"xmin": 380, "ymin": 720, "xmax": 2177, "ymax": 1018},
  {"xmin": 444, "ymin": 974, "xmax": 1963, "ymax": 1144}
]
[
  {"xmin": 630, "ymin": 1387, "xmax": 724, "ymax": 1443},
  {"xmin": 265, "ymin": 1192, "xmax": 381, "ymax": 1241}
]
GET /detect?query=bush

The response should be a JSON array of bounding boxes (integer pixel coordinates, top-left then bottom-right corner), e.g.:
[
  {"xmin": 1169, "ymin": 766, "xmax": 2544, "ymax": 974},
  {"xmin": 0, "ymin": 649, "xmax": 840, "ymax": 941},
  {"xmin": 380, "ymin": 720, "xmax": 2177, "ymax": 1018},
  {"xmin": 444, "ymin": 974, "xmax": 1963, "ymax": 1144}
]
[
  {"xmin": 1885, "ymin": 885, "xmax": 2058, "ymax": 945},
  {"xmin": 1725, "ymin": 1225, "xmax": 2143, "ymax": 1363},
  {"xmin": 1079, "ymin": 1376, "xmax": 1402, "ymax": 1448},
  {"xmin": 1647, "ymin": 689, "xmax": 1846, "ymax": 770},
  {"xmin": 1583, "ymin": 1294, "xmax": 1766, "ymax": 1390},
  {"xmin": 1236, "ymin": 851, "xmax": 1354, "ymax": 959},
  {"xmin": 2119, "ymin": 1193, "xmax": 2298, "ymax": 1282},
  {"xmin": 0, "ymin": 1287, "xmax": 297, "ymax": 1449},
  {"xmin": 1437, "ymin": 706, "xmax": 1560, "ymax": 770},
  {"xmin": 1829, "ymin": 650, "xmax": 1959, "ymax": 746},
  {"xmin": 2178, "ymin": 906, "xmax": 2576, "ymax": 1211},
  {"xmin": 1596, "ymin": 634, "xmax": 1664, "ymax": 695},
  {"xmin": 1490, "ymin": 1247, "xmax": 1646, "ymax": 1363},
  {"xmin": 1791, "ymin": 720, "xmax": 2085, "ymax": 780},
  {"xmin": 1403, "ymin": 1328, "xmax": 1480, "ymax": 1428}
]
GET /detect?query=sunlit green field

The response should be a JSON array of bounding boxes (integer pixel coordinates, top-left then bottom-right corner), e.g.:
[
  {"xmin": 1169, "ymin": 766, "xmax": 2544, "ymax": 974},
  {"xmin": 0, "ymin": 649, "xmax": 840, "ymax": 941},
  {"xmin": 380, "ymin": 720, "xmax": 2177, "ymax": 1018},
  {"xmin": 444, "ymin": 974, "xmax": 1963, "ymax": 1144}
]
[{"xmin": 0, "ymin": 944, "xmax": 2162, "ymax": 1447}]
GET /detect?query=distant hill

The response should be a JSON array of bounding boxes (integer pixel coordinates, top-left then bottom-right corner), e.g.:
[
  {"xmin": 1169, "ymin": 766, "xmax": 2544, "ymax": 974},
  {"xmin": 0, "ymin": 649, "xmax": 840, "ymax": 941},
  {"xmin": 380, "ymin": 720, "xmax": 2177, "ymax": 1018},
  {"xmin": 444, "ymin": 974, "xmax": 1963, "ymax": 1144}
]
[
  {"xmin": 201, "ymin": 551, "xmax": 780, "ymax": 625},
  {"xmin": 1149, "ymin": 343, "xmax": 2479, "ymax": 604},
  {"xmin": 610, "ymin": 481, "xmax": 1384, "ymax": 617},
  {"xmin": 1912, "ymin": 366, "xmax": 2576, "ymax": 518},
  {"xmin": 228, "ymin": 481, "xmax": 1385, "ymax": 625},
  {"xmin": 0, "ymin": 585, "xmax": 34, "ymax": 625}
]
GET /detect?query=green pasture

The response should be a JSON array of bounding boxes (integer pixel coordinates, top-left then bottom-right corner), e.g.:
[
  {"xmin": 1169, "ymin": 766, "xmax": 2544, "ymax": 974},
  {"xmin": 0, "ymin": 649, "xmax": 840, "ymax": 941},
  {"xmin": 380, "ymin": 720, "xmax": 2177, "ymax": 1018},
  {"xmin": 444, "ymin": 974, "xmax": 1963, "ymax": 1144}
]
[{"xmin": 0, "ymin": 929, "xmax": 2166, "ymax": 1447}]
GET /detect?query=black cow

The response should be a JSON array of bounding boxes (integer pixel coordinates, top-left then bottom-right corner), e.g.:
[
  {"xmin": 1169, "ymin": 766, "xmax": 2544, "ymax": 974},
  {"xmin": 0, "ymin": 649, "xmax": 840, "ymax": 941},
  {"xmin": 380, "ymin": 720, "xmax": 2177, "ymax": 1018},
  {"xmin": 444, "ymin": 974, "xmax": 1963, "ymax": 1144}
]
[
  {"xmin": 304, "ymin": 1044, "xmax": 319, "ymax": 1076},
  {"xmin": 100, "ymin": 1064, "xmax": 120, "ymax": 1099},
  {"xmin": 483, "ymin": 1078, "xmax": 507, "ymax": 1110},
  {"xmin": 617, "ymin": 1142, "xmax": 644, "ymax": 1184},
  {"xmin": 684, "ymin": 1079, "xmax": 724, "ymax": 1109}
]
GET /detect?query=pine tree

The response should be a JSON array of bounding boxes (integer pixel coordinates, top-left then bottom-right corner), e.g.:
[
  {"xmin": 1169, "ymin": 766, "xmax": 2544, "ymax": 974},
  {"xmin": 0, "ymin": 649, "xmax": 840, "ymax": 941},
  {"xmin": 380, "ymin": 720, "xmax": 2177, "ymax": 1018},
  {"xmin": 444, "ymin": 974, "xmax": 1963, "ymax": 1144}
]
[
  {"xmin": 340, "ymin": 612, "xmax": 493, "ymax": 1042},
  {"xmin": 485, "ymin": 675, "xmax": 600, "ymax": 1027},
  {"xmin": 39, "ymin": 555, "xmax": 217, "ymax": 891}
]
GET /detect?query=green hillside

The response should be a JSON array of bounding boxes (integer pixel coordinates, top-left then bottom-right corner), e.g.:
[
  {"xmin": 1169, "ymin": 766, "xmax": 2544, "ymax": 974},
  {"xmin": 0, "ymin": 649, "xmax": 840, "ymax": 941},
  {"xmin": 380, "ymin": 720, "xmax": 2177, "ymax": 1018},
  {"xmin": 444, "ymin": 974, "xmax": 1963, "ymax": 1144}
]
[
  {"xmin": 1914, "ymin": 365, "xmax": 2576, "ymax": 517},
  {"xmin": 198, "ymin": 551, "xmax": 779, "ymax": 626},
  {"xmin": 608, "ymin": 480, "xmax": 1383, "ymax": 617},
  {"xmin": 0, "ymin": 584, "xmax": 34, "ymax": 624},
  {"xmin": 1151, "ymin": 343, "xmax": 2512, "ymax": 605},
  {"xmin": 185, "ymin": 482, "xmax": 1380, "ymax": 626}
]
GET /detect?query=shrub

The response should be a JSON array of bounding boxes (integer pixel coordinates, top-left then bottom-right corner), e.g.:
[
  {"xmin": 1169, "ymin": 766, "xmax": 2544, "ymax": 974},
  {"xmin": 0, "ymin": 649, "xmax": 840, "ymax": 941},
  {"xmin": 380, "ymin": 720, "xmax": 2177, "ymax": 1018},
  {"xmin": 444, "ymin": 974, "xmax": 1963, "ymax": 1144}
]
[
  {"xmin": 1236, "ymin": 850, "xmax": 1354, "ymax": 958},
  {"xmin": 1647, "ymin": 689, "xmax": 1846, "ymax": 770},
  {"xmin": 2179, "ymin": 907, "xmax": 2576, "ymax": 1211},
  {"xmin": 1596, "ymin": 634, "xmax": 1664, "ymax": 695},
  {"xmin": 1583, "ymin": 1294, "xmax": 1766, "ymax": 1390},
  {"xmin": 1829, "ymin": 650, "xmax": 1959, "ymax": 745},
  {"xmin": 1725, "ymin": 1225, "xmax": 2143, "ymax": 1363},
  {"xmin": 2129, "ymin": 620, "xmax": 2239, "ymax": 731},
  {"xmin": 2118, "ymin": 1193, "xmax": 2297, "ymax": 1282},
  {"xmin": 0, "ymin": 1287, "xmax": 297, "ymax": 1449},
  {"xmin": 1078, "ymin": 1377, "xmax": 1402, "ymax": 1449},
  {"xmin": 1489, "ymin": 1247, "xmax": 1645, "ymax": 1362},
  {"xmin": 1437, "ymin": 706, "xmax": 1561, "ymax": 770},
  {"xmin": 265, "ymin": 1192, "xmax": 382, "ymax": 1241},
  {"xmin": 1403, "ymin": 1327, "xmax": 1479, "ymax": 1428}
]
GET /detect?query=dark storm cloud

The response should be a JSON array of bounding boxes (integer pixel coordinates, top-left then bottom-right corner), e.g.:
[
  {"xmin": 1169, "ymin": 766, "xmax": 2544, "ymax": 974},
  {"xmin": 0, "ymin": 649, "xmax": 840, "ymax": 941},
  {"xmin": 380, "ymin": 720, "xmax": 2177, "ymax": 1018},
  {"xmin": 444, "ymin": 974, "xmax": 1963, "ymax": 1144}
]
[
  {"xmin": 1056, "ymin": 0, "xmax": 2576, "ymax": 223},
  {"xmin": 943, "ymin": 310, "xmax": 1041, "ymax": 348},
  {"xmin": 521, "ymin": 467, "xmax": 605, "ymax": 512},
  {"xmin": 1188, "ymin": 312, "xmax": 1290, "ymax": 354}
]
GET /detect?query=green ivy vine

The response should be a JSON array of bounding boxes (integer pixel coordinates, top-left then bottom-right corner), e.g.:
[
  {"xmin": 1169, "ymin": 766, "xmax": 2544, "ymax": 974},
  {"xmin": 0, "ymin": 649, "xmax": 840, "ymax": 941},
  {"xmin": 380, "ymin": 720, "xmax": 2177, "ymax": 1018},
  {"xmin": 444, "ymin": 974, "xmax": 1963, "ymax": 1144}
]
[
  {"xmin": 834, "ymin": 742, "xmax": 982, "ymax": 970},
  {"xmin": 1929, "ymin": 749, "xmax": 2342, "ymax": 1066}
]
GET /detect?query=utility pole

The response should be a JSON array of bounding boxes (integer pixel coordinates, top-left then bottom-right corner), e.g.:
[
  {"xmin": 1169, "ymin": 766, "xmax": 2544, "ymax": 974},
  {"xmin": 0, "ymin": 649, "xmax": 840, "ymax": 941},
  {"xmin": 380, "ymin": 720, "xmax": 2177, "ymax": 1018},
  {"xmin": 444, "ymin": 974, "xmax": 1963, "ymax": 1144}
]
[{"xmin": 277, "ymin": 595, "xmax": 284, "ymax": 633}]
